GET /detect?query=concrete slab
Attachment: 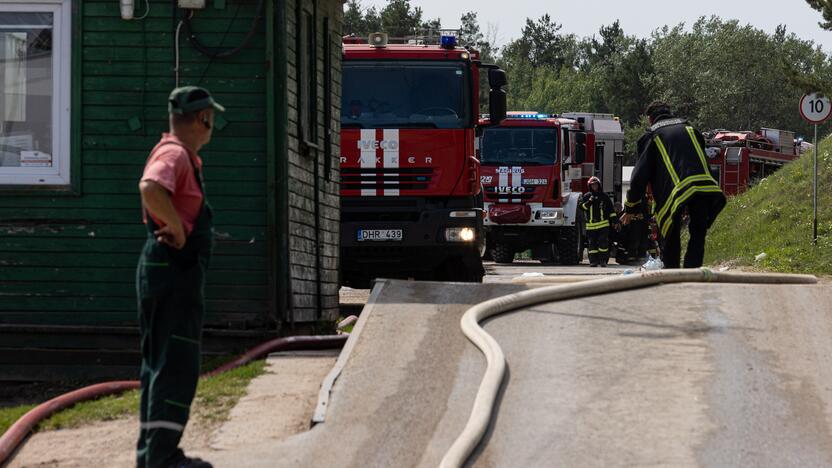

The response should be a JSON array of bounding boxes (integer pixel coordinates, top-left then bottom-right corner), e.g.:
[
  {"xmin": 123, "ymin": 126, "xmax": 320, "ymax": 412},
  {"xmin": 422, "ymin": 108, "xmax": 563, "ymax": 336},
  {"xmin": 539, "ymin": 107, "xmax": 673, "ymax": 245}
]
[{"xmin": 203, "ymin": 278, "xmax": 832, "ymax": 468}]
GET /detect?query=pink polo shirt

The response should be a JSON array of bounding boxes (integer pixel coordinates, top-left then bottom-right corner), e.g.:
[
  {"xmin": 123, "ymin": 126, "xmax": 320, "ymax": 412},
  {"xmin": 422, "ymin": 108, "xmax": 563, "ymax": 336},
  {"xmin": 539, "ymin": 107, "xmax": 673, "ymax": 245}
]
[{"xmin": 141, "ymin": 133, "xmax": 204, "ymax": 236}]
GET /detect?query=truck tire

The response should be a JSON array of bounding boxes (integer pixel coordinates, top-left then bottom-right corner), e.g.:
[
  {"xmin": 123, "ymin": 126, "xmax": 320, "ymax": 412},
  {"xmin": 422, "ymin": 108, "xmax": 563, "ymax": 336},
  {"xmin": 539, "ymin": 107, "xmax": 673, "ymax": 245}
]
[
  {"xmin": 493, "ymin": 243, "xmax": 515, "ymax": 264},
  {"xmin": 557, "ymin": 224, "xmax": 583, "ymax": 266}
]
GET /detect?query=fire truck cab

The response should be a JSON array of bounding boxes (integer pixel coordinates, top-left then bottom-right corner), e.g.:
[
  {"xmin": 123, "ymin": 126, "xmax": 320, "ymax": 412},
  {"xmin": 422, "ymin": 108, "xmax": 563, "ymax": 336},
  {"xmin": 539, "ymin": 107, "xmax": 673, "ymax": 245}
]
[
  {"xmin": 704, "ymin": 128, "xmax": 800, "ymax": 195},
  {"xmin": 339, "ymin": 32, "xmax": 508, "ymax": 287},
  {"xmin": 481, "ymin": 112, "xmax": 624, "ymax": 264}
]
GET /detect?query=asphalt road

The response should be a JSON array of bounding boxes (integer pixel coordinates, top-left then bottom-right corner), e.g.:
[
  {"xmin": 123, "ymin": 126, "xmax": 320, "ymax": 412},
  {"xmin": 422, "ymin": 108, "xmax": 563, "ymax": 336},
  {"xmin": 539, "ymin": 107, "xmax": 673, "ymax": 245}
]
[{"xmin": 214, "ymin": 264, "xmax": 832, "ymax": 467}]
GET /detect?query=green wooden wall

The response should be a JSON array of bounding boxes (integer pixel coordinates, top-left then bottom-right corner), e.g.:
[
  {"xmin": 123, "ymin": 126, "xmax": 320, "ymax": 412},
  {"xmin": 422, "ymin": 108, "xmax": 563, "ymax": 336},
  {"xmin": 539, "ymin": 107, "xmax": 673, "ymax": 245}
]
[{"xmin": 0, "ymin": 1, "xmax": 272, "ymax": 329}]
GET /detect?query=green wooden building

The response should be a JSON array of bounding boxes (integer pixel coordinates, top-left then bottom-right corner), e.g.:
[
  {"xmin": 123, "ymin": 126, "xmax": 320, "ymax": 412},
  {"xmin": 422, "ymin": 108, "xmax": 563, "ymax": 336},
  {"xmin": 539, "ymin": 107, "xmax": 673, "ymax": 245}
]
[{"xmin": 0, "ymin": 0, "xmax": 342, "ymax": 380}]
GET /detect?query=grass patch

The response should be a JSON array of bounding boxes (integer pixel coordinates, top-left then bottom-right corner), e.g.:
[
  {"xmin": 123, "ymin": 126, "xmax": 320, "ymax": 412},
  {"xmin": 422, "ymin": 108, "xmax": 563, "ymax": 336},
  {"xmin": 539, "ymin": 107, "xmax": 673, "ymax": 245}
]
[
  {"xmin": 0, "ymin": 359, "xmax": 266, "ymax": 435},
  {"xmin": 705, "ymin": 134, "xmax": 832, "ymax": 275},
  {"xmin": 0, "ymin": 404, "xmax": 37, "ymax": 436}
]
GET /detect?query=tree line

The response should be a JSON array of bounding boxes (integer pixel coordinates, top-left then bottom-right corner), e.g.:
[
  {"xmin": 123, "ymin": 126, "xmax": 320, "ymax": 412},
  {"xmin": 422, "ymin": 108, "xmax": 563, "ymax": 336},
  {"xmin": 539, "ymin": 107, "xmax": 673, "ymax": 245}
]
[{"xmin": 344, "ymin": 0, "xmax": 832, "ymax": 162}]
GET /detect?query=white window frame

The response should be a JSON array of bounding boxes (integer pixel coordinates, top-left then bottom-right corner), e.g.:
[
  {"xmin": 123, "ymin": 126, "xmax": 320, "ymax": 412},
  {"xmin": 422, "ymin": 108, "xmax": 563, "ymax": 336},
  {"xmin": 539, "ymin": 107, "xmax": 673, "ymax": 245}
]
[{"xmin": 0, "ymin": 0, "xmax": 71, "ymax": 186}]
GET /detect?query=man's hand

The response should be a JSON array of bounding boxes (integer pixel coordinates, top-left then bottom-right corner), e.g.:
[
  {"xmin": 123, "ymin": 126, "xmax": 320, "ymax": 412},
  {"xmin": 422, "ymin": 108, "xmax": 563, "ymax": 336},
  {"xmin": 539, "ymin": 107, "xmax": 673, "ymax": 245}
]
[
  {"xmin": 139, "ymin": 180, "xmax": 187, "ymax": 249},
  {"xmin": 620, "ymin": 213, "xmax": 632, "ymax": 226},
  {"xmin": 154, "ymin": 223, "xmax": 186, "ymax": 249}
]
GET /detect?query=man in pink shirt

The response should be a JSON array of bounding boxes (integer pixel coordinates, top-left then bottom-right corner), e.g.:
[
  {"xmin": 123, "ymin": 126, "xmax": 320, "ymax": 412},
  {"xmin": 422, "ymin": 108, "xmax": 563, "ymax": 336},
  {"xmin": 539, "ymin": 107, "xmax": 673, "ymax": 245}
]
[{"xmin": 136, "ymin": 86, "xmax": 223, "ymax": 468}]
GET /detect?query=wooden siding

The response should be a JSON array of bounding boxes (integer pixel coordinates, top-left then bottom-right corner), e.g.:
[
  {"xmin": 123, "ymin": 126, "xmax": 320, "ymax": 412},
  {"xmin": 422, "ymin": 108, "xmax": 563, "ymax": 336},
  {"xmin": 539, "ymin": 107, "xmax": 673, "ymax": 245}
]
[
  {"xmin": 285, "ymin": 0, "xmax": 341, "ymax": 323},
  {"xmin": 0, "ymin": 1, "xmax": 271, "ymax": 328}
]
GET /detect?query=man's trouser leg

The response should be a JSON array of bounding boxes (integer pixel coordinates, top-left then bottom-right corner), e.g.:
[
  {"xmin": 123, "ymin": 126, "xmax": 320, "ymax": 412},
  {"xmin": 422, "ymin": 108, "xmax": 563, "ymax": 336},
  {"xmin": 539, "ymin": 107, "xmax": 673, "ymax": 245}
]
[
  {"xmin": 684, "ymin": 197, "xmax": 711, "ymax": 268},
  {"xmin": 587, "ymin": 229, "xmax": 600, "ymax": 265},
  {"xmin": 661, "ymin": 216, "xmax": 682, "ymax": 269},
  {"xmin": 597, "ymin": 227, "xmax": 610, "ymax": 265},
  {"xmin": 137, "ymin": 266, "xmax": 204, "ymax": 468}
]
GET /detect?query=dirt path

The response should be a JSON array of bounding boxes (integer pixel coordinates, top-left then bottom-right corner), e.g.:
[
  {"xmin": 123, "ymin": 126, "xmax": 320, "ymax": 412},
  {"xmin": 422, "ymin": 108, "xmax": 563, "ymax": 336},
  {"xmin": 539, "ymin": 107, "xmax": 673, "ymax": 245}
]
[{"xmin": 7, "ymin": 352, "xmax": 337, "ymax": 468}]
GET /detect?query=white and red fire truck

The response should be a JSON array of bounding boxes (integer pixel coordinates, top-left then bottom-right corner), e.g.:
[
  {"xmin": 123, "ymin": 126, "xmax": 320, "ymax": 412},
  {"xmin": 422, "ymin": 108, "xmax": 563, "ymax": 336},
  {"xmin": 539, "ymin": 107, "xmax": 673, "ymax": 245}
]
[
  {"xmin": 480, "ymin": 112, "xmax": 624, "ymax": 264},
  {"xmin": 703, "ymin": 128, "xmax": 801, "ymax": 196},
  {"xmin": 339, "ymin": 32, "xmax": 508, "ymax": 286}
]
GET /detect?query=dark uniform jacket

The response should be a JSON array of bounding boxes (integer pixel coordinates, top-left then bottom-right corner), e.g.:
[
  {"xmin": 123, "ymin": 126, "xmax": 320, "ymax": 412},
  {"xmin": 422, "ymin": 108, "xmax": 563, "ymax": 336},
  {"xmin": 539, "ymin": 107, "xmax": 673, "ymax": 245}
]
[
  {"xmin": 625, "ymin": 114, "xmax": 726, "ymax": 238},
  {"xmin": 581, "ymin": 190, "xmax": 616, "ymax": 231}
]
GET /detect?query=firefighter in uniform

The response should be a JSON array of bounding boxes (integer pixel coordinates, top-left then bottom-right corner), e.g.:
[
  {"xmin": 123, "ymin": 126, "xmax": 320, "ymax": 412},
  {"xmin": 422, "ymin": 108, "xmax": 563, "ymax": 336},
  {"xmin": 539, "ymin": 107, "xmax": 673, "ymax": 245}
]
[
  {"xmin": 581, "ymin": 176, "xmax": 617, "ymax": 267},
  {"xmin": 623, "ymin": 101, "xmax": 726, "ymax": 269},
  {"xmin": 136, "ymin": 86, "xmax": 224, "ymax": 468}
]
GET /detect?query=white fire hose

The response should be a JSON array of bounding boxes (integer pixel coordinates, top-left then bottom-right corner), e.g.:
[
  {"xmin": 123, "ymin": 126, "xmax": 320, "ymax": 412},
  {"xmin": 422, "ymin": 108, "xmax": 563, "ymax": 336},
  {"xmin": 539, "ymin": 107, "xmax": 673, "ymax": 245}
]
[{"xmin": 439, "ymin": 268, "xmax": 818, "ymax": 468}]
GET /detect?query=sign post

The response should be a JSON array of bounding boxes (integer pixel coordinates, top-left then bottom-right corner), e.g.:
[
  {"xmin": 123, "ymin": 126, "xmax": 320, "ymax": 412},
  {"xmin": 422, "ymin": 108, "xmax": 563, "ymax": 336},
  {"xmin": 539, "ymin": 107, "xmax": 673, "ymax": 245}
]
[{"xmin": 800, "ymin": 93, "xmax": 831, "ymax": 243}]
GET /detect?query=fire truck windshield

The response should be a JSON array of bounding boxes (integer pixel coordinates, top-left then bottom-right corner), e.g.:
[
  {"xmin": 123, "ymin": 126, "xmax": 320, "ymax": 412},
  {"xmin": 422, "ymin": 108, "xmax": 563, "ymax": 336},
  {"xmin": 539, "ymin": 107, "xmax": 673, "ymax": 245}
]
[
  {"xmin": 481, "ymin": 128, "xmax": 558, "ymax": 166},
  {"xmin": 341, "ymin": 61, "xmax": 470, "ymax": 129}
]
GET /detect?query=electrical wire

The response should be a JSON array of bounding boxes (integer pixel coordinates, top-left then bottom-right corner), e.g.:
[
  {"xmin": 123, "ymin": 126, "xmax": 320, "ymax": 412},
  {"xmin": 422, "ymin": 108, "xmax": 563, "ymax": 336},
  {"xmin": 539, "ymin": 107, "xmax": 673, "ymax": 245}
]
[
  {"xmin": 133, "ymin": 0, "xmax": 151, "ymax": 21},
  {"xmin": 174, "ymin": 11, "xmax": 193, "ymax": 88},
  {"xmin": 183, "ymin": 0, "xmax": 265, "ymax": 60}
]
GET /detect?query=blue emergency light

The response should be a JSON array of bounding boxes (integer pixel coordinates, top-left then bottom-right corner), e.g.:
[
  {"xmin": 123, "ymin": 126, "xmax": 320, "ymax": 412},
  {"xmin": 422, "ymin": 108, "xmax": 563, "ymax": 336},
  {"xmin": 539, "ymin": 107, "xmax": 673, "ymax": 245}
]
[
  {"xmin": 440, "ymin": 29, "xmax": 459, "ymax": 48},
  {"xmin": 440, "ymin": 34, "xmax": 457, "ymax": 48},
  {"xmin": 510, "ymin": 112, "xmax": 551, "ymax": 119}
]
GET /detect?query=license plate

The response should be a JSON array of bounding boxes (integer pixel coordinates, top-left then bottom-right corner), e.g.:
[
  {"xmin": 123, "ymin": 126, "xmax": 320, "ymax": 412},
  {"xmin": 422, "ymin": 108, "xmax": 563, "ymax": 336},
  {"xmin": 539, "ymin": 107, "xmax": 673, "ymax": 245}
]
[{"xmin": 357, "ymin": 229, "xmax": 403, "ymax": 242}]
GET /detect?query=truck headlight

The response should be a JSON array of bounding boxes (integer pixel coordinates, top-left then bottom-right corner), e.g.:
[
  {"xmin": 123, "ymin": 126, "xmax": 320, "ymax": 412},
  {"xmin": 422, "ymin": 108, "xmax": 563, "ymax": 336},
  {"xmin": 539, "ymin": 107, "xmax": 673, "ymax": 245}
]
[
  {"xmin": 445, "ymin": 227, "xmax": 476, "ymax": 242},
  {"xmin": 539, "ymin": 210, "xmax": 561, "ymax": 220}
]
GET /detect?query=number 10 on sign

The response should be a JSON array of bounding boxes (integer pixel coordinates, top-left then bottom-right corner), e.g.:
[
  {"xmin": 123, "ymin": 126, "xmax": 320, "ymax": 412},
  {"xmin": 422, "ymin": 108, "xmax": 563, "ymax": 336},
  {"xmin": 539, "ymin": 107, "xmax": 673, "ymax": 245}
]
[{"xmin": 800, "ymin": 93, "xmax": 831, "ymax": 243}]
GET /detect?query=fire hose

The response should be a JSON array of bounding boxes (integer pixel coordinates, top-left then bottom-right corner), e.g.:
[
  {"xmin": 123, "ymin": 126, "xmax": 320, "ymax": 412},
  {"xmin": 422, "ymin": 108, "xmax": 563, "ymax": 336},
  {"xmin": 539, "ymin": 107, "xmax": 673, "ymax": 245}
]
[
  {"xmin": 439, "ymin": 268, "xmax": 818, "ymax": 468},
  {"xmin": 0, "ymin": 328, "xmax": 355, "ymax": 465}
]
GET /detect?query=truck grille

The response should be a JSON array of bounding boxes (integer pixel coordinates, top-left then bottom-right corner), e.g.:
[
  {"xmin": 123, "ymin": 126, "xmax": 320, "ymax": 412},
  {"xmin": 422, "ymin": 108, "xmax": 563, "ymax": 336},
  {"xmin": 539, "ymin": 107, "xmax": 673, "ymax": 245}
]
[
  {"xmin": 340, "ymin": 167, "xmax": 434, "ymax": 192},
  {"xmin": 484, "ymin": 186, "xmax": 538, "ymax": 201}
]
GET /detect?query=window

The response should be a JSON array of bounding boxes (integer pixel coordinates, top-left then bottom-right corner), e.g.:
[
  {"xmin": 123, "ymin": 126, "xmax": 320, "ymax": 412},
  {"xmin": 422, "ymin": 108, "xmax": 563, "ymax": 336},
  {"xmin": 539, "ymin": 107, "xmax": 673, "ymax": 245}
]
[
  {"xmin": 341, "ymin": 61, "xmax": 471, "ymax": 129},
  {"xmin": 0, "ymin": 1, "xmax": 71, "ymax": 186},
  {"xmin": 481, "ymin": 128, "xmax": 558, "ymax": 165}
]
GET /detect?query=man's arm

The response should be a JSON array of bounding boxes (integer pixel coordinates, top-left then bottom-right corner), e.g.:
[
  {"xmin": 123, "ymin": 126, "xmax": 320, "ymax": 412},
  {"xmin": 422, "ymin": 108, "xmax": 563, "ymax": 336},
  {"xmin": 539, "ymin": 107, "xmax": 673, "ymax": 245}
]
[{"xmin": 139, "ymin": 180, "xmax": 186, "ymax": 249}]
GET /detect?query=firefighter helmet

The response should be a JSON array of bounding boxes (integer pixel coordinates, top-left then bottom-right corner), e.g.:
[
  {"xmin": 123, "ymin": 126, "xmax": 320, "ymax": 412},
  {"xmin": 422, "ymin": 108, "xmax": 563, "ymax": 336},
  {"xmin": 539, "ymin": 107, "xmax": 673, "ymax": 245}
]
[{"xmin": 588, "ymin": 176, "xmax": 601, "ymax": 186}]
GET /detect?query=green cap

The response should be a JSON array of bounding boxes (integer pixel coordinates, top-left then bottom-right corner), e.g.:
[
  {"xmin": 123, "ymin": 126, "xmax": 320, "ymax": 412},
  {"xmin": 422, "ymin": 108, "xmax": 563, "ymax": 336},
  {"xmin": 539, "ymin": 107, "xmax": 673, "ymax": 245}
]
[{"xmin": 168, "ymin": 86, "xmax": 226, "ymax": 115}]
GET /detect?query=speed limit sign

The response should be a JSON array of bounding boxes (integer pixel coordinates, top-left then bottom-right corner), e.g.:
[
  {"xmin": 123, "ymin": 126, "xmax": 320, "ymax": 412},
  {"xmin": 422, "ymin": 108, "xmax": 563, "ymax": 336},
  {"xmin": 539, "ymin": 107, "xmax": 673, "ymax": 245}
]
[{"xmin": 800, "ymin": 93, "xmax": 832, "ymax": 124}]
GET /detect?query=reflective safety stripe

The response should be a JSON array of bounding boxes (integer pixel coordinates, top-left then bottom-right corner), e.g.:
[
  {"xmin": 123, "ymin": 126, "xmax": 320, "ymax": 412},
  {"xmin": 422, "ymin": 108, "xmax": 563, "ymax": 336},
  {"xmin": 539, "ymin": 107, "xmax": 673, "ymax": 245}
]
[
  {"xmin": 588, "ymin": 249, "xmax": 599, "ymax": 254},
  {"xmin": 585, "ymin": 220, "xmax": 609, "ymax": 230},
  {"xmin": 654, "ymin": 136, "xmax": 680, "ymax": 185},
  {"xmin": 599, "ymin": 248, "xmax": 609, "ymax": 252},
  {"xmin": 624, "ymin": 198, "xmax": 641, "ymax": 208},
  {"xmin": 141, "ymin": 420, "xmax": 184, "ymax": 432},
  {"xmin": 165, "ymin": 399, "xmax": 191, "ymax": 410},
  {"xmin": 686, "ymin": 126, "xmax": 712, "ymax": 174},
  {"xmin": 171, "ymin": 334, "xmax": 200, "ymax": 345},
  {"xmin": 656, "ymin": 174, "xmax": 719, "ymax": 230},
  {"xmin": 659, "ymin": 184, "xmax": 723, "ymax": 237}
]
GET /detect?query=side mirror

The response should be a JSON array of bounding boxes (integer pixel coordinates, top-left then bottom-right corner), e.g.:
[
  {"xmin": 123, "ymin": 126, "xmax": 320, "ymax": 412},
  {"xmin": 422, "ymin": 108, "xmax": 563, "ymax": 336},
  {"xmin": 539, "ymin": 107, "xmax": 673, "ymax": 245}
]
[
  {"xmin": 574, "ymin": 132, "xmax": 587, "ymax": 164},
  {"xmin": 488, "ymin": 68, "xmax": 508, "ymax": 124},
  {"xmin": 489, "ymin": 89, "xmax": 507, "ymax": 124},
  {"xmin": 488, "ymin": 68, "xmax": 508, "ymax": 89}
]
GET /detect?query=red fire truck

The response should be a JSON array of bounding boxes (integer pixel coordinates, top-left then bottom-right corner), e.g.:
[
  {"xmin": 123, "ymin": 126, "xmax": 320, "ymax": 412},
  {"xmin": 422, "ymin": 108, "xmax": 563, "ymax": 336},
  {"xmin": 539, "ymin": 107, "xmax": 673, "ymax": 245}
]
[
  {"xmin": 704, "ymin": 128, "xmax": 801, "ymax": 196},
  {"xmin": 339, "ymin": 32, "xmax": 508, "ymax": 286},
  {"xmin": 481, "ymin": 112, "xmax": 624, "ymax": 264}
]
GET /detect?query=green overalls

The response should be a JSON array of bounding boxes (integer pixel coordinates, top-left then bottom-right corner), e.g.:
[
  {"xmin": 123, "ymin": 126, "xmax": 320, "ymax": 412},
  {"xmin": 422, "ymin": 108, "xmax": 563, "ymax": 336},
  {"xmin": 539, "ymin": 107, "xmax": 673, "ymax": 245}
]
[{"xmin": 136, "ymin": 144, "xmax": 213, "ymax": 468}]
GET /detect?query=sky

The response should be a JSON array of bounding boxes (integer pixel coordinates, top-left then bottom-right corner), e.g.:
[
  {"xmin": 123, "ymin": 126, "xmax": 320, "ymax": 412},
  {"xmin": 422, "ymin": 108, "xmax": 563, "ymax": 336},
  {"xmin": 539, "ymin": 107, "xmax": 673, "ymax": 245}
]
[{"xmin": 360, "ymin": 0, "xmax": 832, "ymax": 52}]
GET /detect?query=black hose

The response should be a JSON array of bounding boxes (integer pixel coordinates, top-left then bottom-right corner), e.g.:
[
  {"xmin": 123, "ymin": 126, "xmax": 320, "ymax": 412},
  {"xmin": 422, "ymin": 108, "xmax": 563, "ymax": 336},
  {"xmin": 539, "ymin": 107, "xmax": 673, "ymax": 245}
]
[{"xmin": 182, "ymin": 0, "xmax": 265, "ymax": 59}]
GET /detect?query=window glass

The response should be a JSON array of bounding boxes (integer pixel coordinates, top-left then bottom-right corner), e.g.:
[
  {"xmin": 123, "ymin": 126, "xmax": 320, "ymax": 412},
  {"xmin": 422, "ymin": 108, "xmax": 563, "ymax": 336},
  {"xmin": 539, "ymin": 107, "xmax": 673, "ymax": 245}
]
[
  {"xmin": 0, "ymin": 2, "xmax": 70, "ymax": 187},
  {"xmin": 481, "ymin": 128, "xmax": 558, "ymax": 165},
  {"xmin": 0, "ymin": 12, "xmax": 52, "ymax": 168},
  {"xmin": 341, "ymin": 61, "xmax": 470, "ymax": 129}
]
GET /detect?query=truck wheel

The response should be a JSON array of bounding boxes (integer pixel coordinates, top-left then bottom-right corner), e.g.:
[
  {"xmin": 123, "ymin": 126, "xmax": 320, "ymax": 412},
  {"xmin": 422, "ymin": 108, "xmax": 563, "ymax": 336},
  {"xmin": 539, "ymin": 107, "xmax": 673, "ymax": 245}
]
[
  {"xmin": 493, "ymin": 243, "xmax": 515, "ymax": 264},
  {"xmin": 557, "ymin": 225, "xmax": 583, "ymax": 265}
]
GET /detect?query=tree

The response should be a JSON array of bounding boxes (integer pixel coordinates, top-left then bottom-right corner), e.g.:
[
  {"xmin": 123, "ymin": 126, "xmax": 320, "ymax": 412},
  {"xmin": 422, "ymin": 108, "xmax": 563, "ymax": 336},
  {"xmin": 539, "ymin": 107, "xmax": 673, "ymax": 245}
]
[
  {"xmin": 380, "ymin": 0, "xmax": 429, "ymax": 37},
  {"xmin": 343, "ymin": 0, "xmax": 365, "ymax": 36},
  {"xmin": 342, "ymin": 0, "xmax": 381, "ymax": 36},
  {"xmin": 806, "ymin": 0, "xmax": 832, "ymax": 30}
]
